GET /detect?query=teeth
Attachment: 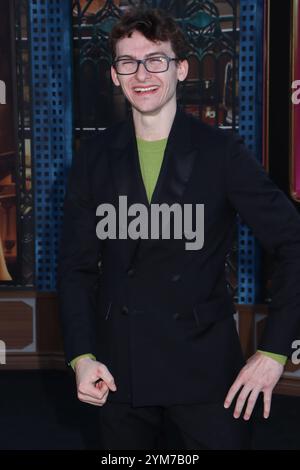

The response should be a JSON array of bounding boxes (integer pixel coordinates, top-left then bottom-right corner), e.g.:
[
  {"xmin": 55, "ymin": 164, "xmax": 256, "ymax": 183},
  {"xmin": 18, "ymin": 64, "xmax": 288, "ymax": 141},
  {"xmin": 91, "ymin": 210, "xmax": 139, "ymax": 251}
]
[{"xmin": 134, "ymin": 87, "xmax": 158, "ymax": 92}]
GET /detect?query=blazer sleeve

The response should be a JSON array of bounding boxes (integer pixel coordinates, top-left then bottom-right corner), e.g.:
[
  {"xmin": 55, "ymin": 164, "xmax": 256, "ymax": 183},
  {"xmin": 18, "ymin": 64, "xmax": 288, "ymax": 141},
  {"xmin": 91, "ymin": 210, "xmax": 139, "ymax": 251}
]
[
  {"xmin": 225, "ymin": 135, "xmax": 300, "ymax": 357},
  {"xmin": 57, "ymin": 138, "xmax": 103, "ymax": 364}
]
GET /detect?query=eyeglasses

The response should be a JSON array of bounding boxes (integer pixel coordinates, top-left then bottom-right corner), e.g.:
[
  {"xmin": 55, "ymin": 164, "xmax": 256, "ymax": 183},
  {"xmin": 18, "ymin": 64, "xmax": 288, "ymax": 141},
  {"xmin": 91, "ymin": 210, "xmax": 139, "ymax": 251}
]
[{"xmin": 113, "ymin": 55, "xmax": 178, "ymax": 75}]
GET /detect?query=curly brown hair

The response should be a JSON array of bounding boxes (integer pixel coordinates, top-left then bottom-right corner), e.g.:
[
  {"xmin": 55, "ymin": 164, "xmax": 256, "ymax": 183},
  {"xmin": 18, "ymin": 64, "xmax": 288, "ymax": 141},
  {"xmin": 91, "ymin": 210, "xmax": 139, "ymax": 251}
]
[{"xmin": 109, "ymin": 8, "xmax": 190, "ymax": 61}]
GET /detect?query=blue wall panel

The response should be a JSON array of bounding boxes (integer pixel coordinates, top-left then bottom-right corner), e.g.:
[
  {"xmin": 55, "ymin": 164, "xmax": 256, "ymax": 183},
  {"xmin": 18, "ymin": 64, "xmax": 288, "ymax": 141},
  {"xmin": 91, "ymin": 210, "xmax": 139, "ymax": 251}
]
[
  {"xmin": 238, "ymin": 0, "xmax": 264, "ymax": 304},
  {"xmin": 29, "ymin": 0, "xmax": 73, "ymax": 291}
]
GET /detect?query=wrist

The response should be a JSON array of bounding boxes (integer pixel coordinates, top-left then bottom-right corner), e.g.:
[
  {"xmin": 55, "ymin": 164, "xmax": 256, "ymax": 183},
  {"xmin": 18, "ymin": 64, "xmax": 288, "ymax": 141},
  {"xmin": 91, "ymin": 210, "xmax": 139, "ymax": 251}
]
[{"xmin": 70, "ymin": 353, "xmax": 96, "ymax": 371}]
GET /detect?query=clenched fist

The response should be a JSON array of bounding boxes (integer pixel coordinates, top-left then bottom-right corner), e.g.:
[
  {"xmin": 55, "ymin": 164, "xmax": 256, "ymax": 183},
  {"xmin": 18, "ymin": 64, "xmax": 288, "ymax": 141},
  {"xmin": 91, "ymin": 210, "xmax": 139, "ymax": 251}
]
[{"xmin": 75, "ymin": 357, "xmax": 117, "ymax": 406}]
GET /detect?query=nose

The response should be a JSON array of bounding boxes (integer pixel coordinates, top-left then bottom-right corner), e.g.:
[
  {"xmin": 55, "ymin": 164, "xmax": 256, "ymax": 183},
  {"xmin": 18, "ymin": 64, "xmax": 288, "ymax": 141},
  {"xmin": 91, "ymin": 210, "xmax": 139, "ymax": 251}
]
[{"xmin": 135, "ymin": 61, "xmax": 151, "ymax": 81}]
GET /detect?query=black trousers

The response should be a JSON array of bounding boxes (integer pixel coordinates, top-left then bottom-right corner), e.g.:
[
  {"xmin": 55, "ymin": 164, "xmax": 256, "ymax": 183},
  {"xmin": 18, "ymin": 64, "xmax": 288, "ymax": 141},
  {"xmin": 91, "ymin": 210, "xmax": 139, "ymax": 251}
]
[{"xmin": 98, "ymin": 401, "xmax": 251, "ymax": 450}]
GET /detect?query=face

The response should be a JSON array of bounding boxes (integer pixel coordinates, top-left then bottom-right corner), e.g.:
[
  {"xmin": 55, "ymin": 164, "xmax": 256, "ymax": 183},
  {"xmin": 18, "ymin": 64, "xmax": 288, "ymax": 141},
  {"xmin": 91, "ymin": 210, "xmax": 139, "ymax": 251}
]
[{"xmin": 111, "ymin": 31, "xmax": 189, "ymax": 116}]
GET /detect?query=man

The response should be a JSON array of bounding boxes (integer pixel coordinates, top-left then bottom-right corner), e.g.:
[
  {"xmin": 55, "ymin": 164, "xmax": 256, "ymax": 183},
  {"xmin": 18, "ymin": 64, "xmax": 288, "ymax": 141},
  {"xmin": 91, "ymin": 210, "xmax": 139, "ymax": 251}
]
[{"xmin": 58, "ymin": 9, "xmax": 300, "ymax": 450}]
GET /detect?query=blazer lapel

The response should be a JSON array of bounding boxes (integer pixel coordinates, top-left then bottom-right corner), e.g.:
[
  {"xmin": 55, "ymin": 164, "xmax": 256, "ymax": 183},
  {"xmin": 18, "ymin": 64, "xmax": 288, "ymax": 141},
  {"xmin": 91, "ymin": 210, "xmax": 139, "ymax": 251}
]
[
  {"xmin": 150, "ymin": 108, "xmax": 197, "ymax": 206},
  {"xmin": 108, "ymin": 113, "xmax": 147, "ymax": 270},
  {"xmin": 108, "ymin": 108, "xmax": 198, "ymax": 269},
  {"xmin": 141, "ymin": 108, "xmax": 198, "ymax": 254},
  {"xmin": 109, "ymin": 114, "xmax": 148, "ymax": 206}
]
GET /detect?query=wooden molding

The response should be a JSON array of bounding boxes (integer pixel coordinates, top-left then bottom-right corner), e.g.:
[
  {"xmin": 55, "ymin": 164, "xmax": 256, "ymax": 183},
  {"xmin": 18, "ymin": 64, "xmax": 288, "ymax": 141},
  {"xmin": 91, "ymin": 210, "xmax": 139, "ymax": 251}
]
[
  {"xmin": 3, "ymin": 352, "xmax": 66, "ymax": 370},
  {"xmin": 1, "ymin": 293, "xmax": 300, "ymax": 396},
  {"xmin": 275, "ymin": 377, "xmax": 300, "ymax": 396}
]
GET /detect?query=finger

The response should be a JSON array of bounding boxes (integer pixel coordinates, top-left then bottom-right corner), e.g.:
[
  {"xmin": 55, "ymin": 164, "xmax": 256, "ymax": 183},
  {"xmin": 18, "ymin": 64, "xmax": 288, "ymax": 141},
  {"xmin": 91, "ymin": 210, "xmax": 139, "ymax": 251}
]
[
  {"xmin": 78, "ymin": 381, "xmax": 109, "ymax": 401},
  {"xmin": 98, "ymin": 364, "xmax": 117, "ymax": 391},
  {"xmin": 100, "ymin": 388, "xmax": 109, "ymax": 402},
  {"xmin": 263, "ymin": 390, "xmax": 272, "ymax": 419},
  {"xmin": 243, "ymin": 388, "xmax": 260, "ymax": 421},
  {"xmin": 78, "ymin": 387, "xmax": 109, "ymax": 406},
  {"xmin": 95, "ymin": 379, "xmax": 107, "ymax": 390},
  {"xmin": 233, "ymin": 385, "xmax": 252, "ymax": 419},
  {"xmin": 96, "ymin": 382, "xmax": 110, "ymax": 400},
  {"xmin": 78, "ymin": 397, "xmax": 106, "ymax": 407},
  {"xmin": 95, "ymin": 379, "xmax": 104, "ymax": 389},
  {"xmin": 96, "ymin": 381, "xmax": 110, "ymax": 398},
  {"xmin": 77, "ymin": 393, "xmax": 107, "ymax": 405},
  {"xmin": 224, "ymin": 379, "xmax": 243, "ymax": 409},
  {"xmin": 98, "ymin": 388, "xmax": 109, "ymax": 404}
]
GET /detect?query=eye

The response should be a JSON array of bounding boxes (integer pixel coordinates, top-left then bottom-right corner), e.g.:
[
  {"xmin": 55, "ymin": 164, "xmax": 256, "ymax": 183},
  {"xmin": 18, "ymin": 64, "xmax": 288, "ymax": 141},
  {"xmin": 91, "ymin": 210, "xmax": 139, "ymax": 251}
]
[
  {"xmin": 120, "ymin": 60, "xmax": 136, "ymax": 66},
  {"xmin": 148, "ymin": 56, "xmax": 165, "ymax": 63}
]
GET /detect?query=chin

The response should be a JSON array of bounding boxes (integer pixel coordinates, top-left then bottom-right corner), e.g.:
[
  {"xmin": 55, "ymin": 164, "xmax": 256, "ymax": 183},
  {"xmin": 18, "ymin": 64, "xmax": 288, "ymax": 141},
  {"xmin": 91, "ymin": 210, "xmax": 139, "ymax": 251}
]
[
  {"xmin": 131, "ymin": 102, "xmax": 163, "ymax": 115},
  {"xmin": 136, "ymin": 108, "xmax": 162, "ymax": 116}
]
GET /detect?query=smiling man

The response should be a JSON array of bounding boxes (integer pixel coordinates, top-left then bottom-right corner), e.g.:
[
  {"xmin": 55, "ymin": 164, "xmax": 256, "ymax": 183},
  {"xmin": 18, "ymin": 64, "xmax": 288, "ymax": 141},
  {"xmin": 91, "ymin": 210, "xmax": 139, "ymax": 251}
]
[
  {"xmin": 110, "ymin": 28, "xmax": 187, "ymax": 133},
  {"xmin": 58, "ymin": 8, "xmax": 300, "ymax": 450}
]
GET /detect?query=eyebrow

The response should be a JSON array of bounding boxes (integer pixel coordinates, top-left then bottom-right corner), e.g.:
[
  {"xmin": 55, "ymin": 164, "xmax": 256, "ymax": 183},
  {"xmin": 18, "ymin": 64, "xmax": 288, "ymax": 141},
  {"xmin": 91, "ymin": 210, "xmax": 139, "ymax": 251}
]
[{"xmin": 116, "ymin": 51, "xmax": 169, "ymax": 60}]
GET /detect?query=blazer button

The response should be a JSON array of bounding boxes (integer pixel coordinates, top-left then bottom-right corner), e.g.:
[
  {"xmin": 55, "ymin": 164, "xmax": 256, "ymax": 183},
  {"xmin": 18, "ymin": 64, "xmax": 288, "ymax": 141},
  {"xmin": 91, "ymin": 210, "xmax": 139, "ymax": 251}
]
[
  {"xmin": 121, "ymin": 306, "xmax": 129, "ymax": 315},
  {"xmin": 173, "ymin": 312, "xmax": 181, "ymax": 320},
  {"xmin": 127, "ymin": 268, "xmax": 135, "ymax": 278}
]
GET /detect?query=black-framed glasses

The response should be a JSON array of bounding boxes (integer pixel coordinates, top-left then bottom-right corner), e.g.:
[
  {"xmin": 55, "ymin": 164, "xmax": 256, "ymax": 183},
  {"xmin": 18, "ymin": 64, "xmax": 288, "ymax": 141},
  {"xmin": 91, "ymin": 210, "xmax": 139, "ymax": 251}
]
[{"xmin": 113, "ymin": 55, "xmax": 178, "ymax": 75}]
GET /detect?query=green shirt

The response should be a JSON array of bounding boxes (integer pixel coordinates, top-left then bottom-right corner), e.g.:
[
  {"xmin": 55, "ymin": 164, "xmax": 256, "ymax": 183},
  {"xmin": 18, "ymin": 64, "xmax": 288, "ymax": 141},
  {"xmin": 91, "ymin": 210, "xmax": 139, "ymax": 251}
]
[
  {"xmin": 70, "ymin": 137, "xmax": 287, "ymax": 369},
  {"xmin": 136, "ymin": 137, "xmax": 168, "ymax": 202}
]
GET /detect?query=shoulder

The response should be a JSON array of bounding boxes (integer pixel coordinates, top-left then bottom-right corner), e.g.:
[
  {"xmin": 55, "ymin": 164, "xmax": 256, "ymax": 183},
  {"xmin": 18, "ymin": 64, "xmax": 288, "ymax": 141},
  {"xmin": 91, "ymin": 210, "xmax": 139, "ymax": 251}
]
[
  {"xmin": 78, "ymin": 119, "xmax": 125, "ymax": 150},
  {"xmin": 178, "ymin": 110, "xmax": 244, "ymax": 165},
  {"xmin": 183, "ymin": 111, "xmax": 236, "ymax": 150},
  {"xmin": 77, "ymin": 118, "xmax": 128, "ymax": 164}
]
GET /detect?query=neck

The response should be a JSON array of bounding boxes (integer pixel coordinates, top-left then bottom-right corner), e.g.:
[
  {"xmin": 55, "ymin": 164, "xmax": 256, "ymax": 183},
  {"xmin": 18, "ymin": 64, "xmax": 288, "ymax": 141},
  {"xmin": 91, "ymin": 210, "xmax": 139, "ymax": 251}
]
[{"xmin": 132, "ymin": 99, "xmax": 177, "ymax": 141}]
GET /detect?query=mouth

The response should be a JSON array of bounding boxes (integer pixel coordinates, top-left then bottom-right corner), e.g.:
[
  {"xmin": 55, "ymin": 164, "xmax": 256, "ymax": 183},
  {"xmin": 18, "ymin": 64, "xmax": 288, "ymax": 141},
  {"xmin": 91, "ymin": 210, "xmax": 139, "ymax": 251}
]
[{"xmin": 132, "ymin": 86, "xmax": 160, "ymax": 96}]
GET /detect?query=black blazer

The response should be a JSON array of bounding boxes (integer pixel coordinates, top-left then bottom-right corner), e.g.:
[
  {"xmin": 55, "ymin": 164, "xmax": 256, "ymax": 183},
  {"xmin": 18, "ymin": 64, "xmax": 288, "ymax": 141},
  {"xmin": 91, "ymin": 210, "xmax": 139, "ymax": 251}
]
[{"xmin": 58, "ymin": 109, "xmax": 300, "ymax": 406}]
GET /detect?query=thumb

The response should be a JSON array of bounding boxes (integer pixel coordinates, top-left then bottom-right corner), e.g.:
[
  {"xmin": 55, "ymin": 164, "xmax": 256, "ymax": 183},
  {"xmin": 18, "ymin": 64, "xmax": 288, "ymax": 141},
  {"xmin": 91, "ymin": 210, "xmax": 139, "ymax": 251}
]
[{"xmin": 98, "ymin": 364, "xmax": 117, "ymax": 391}]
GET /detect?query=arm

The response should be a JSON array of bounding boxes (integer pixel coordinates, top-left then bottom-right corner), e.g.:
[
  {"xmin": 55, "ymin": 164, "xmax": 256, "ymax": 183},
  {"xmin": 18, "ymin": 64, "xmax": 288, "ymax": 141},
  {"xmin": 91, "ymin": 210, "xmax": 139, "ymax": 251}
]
[
  {"xmin": 58, "ymin": 138, "xmax": 116, "ymax": 405},
  {"xmin": 223, "ymin": 135, "xmax": 300, "ymax": 419}
]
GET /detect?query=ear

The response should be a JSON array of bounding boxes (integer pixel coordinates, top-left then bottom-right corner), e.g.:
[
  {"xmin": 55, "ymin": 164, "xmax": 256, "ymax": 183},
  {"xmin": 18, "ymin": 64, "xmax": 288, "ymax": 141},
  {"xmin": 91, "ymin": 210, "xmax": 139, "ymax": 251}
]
[
  {"xmin": 111, "ymin": 65, "xmax": 121, "ymax": 87},
  {"xmin": 177, "ymin": 59, "xmax": 189, "ymax": 82}
]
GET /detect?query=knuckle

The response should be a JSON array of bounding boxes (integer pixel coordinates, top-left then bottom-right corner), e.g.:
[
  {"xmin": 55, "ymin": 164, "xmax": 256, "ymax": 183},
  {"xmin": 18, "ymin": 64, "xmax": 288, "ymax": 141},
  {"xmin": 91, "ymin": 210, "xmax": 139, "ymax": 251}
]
[
  {"xmin": 78, "ymin": 386, "xmax": 87, "ymax": 395},
  {"xmin": 98, "ymin": 363, "xmax": 107, "ymax": 373},
  {"xmin": 238, "ymin": 398, "xmax": 245, "ymax": 408},
  {"xmin": 239, "ymin": 369, "xmax": 248, "ymax": 379},
  {"xmin": 238, "ymin": 394, "xmax": 247, "ymax": 403},
  {"xmin": 250, "ymin": 381, "xmax": 261, "ymax": 390}
]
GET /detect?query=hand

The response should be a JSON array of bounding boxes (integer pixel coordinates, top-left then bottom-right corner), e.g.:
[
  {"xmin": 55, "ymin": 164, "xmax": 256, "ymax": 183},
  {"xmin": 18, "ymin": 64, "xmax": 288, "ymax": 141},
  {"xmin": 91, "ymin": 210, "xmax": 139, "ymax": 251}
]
[
  {"xmin": 224, "ymin": 351, "xmax": 284, "ymax": 420},
  {"xmin": 75, "ymin": 357, "xmax": 117, "ymax": 406}
]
